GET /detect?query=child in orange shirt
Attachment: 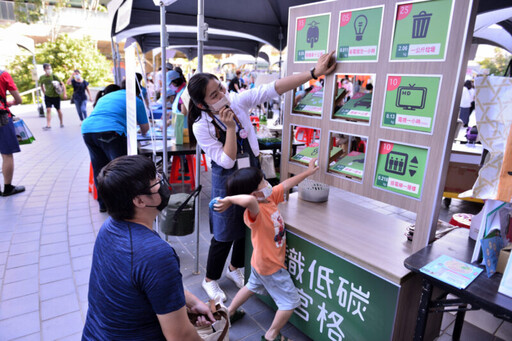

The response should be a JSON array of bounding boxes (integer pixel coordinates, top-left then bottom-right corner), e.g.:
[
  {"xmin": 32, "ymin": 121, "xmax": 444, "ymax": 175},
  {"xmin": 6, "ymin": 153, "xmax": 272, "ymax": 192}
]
[{"xmin": 214, "ymin": 158, "xmax": 318, "ymax": 341}]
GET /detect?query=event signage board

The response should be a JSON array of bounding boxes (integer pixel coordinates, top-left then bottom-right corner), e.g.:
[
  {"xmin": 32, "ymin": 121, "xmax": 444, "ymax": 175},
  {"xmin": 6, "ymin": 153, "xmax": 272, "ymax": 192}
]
[
  {"xmin": 390, "ymin": 0, "xmax": 453, "ymax": 61},
  {"xmin": 295, "ymin": 14, "xmax": 331, "ymax": 62},
  {"xmin": 245, "ymin": 230, "xmax": 400, "ymax": 340},
  {"xmin": 334, "ymin": 92, "xmax": 372, "ymax": 122},
  {"xmin": 374, "ymin": 141, "xmax": 428, "ymax": 199},
  {"xmin": 293, "ymin": 86, "xmax": 324, "ymax": 116},
  {"xmin": 329, "ymin": 151, "xmax": 365, "ymax": 179},
  {"xmin": 382, "ymin": 75, "xmax": 441, "ymax": 133},
  {"xmin": 337, "ymin": 6, "xmax": 383, "ymax": 62}
]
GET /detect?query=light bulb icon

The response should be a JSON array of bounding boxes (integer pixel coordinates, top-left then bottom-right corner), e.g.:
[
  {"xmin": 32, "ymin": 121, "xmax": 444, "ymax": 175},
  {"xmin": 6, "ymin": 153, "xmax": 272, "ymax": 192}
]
[{"xmin": 354, "ymin": 15, "xmax": 368, "ymax": 41}]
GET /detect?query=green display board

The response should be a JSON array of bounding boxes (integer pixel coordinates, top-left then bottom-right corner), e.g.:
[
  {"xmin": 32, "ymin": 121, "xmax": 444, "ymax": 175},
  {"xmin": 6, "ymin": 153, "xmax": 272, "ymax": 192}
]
[
  {"xmin": 391, "ymin": 0, "xmax": 453, "ymax": 61},
  {"xmin": 334, "ymin": 93, "xmax": 372, "ymax": 121},
  {"xmin": 374, "ymin": 141, "xmax": 428, "ymax": 199},
  {"xmin": 329, "ymin": 151, "xmax": 365, "ymax": 179},
  {"xmin": 245, "ymin": 230, "xmax": 400, "ymax": 340},
  {"xmin": 292, "ymin": 146, "xmax": 344, "ymax": 165},
  {"xmin": 382, "ymin": 75, "xmax": 440, "ymax": 132},
  {"xmin": 293, "ymin": 86, "xmax": 324, "ymax": 115},
  {"xmin": 295, "ymin": 14, "xmax": 331, "ymax": 62},
  {"xmin": 337, "ymin": 6, "xmax": 383, "ymax": 62}
]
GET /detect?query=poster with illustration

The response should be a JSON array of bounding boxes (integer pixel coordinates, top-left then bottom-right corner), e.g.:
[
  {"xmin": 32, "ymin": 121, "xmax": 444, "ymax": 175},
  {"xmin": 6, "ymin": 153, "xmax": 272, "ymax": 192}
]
[
  {"xmin": 382, "ymin": 75, "xmax": 441, "ymax": 133},
  {"xmin": 337, "ymin": 6, "xmax": 383, "ymax": 62},
  {"xmin": 391, "ymin": 0, "xmax": 453, "ymax": 61},
  {"xmin": 295, "ymin": 14, "xmax": 330, "ymax": 62},
  {"xmin": 374, "ymin": 141, "xmax": 428, "ymax": 199}
]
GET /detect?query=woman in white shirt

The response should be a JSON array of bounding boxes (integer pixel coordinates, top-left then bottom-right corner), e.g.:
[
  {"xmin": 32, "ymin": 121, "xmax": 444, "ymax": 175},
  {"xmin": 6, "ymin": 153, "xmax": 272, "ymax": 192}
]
[{"xmin": 187, "ymin": 52, "xmax": 336, "ymax": 302}]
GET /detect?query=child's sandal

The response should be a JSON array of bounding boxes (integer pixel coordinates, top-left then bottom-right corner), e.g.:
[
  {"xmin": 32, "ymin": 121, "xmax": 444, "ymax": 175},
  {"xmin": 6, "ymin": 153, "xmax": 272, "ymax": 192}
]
[
  {"xmin": 260, "ymin": 333, "xmax": 289, "ymax": 341},
  {"xmin": 229, "ymin": 308, "xmax": 245, "ymax": 325}
]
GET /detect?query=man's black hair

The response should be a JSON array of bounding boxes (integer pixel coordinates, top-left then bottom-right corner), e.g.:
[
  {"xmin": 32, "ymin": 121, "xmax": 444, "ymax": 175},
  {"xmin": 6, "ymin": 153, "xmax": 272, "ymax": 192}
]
[
  {"xmin": 226, "ymin": 167, "xmax": 264, "ymax": 196},
  {"xmin": 97, "ymin": 155, "xmax": 156, "ymax": 220}
]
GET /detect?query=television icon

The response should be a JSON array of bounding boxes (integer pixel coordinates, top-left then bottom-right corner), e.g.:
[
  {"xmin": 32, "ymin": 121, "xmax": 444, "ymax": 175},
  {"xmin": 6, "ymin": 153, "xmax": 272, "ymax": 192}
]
[{"xmin": 395, "ymin": 84, "xmax": 427, "ymax": 111}]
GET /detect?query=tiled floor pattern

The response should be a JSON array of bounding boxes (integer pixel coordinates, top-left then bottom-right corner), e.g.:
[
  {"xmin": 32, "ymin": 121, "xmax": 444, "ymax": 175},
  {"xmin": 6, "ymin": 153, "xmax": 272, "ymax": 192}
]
[{"xmin": 0, "ymin": 103, "xmax": 510, "ymax": 340}]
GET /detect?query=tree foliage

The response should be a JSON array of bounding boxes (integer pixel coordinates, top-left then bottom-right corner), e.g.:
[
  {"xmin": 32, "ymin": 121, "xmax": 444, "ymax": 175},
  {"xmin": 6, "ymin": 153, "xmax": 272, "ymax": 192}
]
[
  {"xmin": 478, "ymin": 48, "xmax": 511, "ymax": 76},
  {"xmin": 8, "ymin": 35, "xmax": 113, "ymax": 99},
  {"xmin": 14, "ymin": 0, "xmax": 69, "ymax": 25}
]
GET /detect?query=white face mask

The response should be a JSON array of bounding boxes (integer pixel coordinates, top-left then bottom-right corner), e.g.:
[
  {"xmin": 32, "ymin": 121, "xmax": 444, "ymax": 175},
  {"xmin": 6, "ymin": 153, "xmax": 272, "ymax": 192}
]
[
  {"xmin": 209, "ymin": 95, "xmax": 230, "ymax": 112},
  {"xmin": 254, "ymin": 181, "xmax": 272, "ymax": 201},
  {"xmin": 46, "ymin": 69, "xmax": 52, "ymax": 75}
]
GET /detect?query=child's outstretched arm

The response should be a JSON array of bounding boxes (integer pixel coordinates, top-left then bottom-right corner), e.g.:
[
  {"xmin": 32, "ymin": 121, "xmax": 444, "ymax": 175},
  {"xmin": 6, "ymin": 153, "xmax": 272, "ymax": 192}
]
[
  {"xmin": 281, "ymin": 158, "xmax": 319, "ymax": 192},
  {"xmin": 215, "ymin": 195, "xmax": 260, "ymax": 217}
]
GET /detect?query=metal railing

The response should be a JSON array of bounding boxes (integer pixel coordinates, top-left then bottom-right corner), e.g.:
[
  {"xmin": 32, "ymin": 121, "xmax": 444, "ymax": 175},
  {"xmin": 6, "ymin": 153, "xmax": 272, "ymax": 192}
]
[{"xmin": 18, "ymin": 87, "xmax": 42, "ymax": 104}]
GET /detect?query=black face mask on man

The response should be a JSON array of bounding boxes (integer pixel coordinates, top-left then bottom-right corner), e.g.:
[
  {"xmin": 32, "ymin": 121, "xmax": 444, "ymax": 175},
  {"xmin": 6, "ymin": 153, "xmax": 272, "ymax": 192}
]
[{"xmin": 144, "ymin": 177, "xmax": 171, "ymax": 211}]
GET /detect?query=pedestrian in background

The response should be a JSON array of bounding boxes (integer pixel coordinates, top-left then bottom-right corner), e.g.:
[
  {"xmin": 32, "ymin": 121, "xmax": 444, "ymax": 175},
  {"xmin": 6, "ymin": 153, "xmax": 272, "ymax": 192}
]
[
  {"xmin": 67, "ymin": 70, "xmax": 92, "ymax": 122},
  {"xmin": 459, "ymin": 80, "xmax": 473, "ymax": 127},
  {"xmin": 0, "ymin": 69, "xmax": 25, "ymax": 196},
  {"xmin": 39, "ymin": 63, "xmax": 67, "ymax": 130},
  {"xmin": 81, "ymin": 81, "xmax": 149, "ymax": 212}
]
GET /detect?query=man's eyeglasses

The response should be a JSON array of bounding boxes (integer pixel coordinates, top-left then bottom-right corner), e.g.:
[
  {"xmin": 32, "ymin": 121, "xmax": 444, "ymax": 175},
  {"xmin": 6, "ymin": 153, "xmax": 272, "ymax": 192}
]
[{"xmin": 140, "ymin": 174, "xmax": 167, "ymax": 195}]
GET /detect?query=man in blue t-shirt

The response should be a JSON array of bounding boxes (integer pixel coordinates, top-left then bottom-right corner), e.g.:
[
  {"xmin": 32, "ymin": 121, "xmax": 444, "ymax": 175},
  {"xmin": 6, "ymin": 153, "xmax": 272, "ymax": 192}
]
[{"xmin": 83, "ymin": 155, "xmax": 214, "ymax": 340}]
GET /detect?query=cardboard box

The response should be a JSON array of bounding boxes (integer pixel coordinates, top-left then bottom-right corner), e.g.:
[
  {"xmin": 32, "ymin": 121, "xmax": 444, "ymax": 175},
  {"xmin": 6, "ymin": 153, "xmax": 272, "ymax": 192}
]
[
  {"xmin": 444, "ymin": 162, "xmax": 480, "ymax": 193},
  {"xmin": 497, "ymin": 243, "xmax": 512, "ymax": 274}
]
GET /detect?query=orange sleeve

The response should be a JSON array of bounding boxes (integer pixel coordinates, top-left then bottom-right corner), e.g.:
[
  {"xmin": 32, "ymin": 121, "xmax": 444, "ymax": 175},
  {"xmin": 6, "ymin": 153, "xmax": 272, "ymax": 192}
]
[
  {"xmin": 243, "ymin": 207, "xmax": 261, "ymax": 228},
  {"xmin": 269, "ymin": 183, "xmax": 285, "ymax": 205}
]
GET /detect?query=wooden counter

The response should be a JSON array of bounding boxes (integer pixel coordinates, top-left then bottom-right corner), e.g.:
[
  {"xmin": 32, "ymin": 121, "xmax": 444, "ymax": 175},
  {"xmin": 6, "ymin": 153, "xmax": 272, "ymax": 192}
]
[
  {"xmin": 279, "ymin": 189, "xmax": 413, "ymax": 284},
  {"xmin": 270, "ymin": 189, "xmax": 442, "ymax": 340}
]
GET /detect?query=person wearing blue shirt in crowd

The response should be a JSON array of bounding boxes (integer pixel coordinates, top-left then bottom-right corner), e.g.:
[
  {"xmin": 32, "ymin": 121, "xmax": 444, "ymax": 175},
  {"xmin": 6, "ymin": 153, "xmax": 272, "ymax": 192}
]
[
  {"xmin": 81, "ymin": 81, "xmax": 149, "ymax": 212},
  {"xmin": 67, "ymin": 69, "xmax": 92, "ymax": 122},
  {"xmin": 82, "ymin": 155, "xmax": 215, "ymax": 340}
]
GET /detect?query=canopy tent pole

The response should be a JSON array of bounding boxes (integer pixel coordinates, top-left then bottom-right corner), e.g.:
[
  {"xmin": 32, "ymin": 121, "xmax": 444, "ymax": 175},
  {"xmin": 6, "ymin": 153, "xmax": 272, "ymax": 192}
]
[
  {"xmin": 194, "ymin": 0, "xmax": 206, "ymax": 275},
  {"xmin": 159, "ymin": 1, "xmax": 169, "ymax": 180},
  {"xmin": 277, "ymin": 27, "xmax": 284, "ymax": 125},
  {"xmin": 110, "ymin": 38, "xmax": 119, "ymax": 85}
]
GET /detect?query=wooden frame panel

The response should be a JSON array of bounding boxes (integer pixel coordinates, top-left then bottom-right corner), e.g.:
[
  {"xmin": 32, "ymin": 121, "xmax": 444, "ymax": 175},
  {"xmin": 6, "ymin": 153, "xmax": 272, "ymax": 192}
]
[{"xmin": 282, "ymin": 0, "xmax": 478, "ymax": 252}]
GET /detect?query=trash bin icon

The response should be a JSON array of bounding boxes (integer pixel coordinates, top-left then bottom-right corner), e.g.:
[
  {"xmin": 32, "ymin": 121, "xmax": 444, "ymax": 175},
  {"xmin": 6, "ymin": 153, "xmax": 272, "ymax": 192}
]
[{"xmin": 412, "ymin": 11, "xmax": 432, "ymax": 39}]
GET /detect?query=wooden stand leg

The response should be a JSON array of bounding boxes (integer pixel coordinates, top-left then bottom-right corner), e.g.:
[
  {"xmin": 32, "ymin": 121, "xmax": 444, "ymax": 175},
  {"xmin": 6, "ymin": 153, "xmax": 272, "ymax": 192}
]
[
  {"xmin": 452, "ymin": 304, "xmax": 467, "ymax": 341},
  {"xmin": 414, "ymin": 279, "xmax": 433, "ymax": 341}
]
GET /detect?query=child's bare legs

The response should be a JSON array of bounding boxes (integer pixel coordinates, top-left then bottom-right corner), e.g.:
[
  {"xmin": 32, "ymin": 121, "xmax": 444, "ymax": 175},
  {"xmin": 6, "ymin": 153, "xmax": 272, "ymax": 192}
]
[
  {"xmin": 264, "ymin": 309, "xmax": 294, "ymax": 340},
  {"xmin": 228, "ymin": 286, "xmax": 254, "ymax": 317}
]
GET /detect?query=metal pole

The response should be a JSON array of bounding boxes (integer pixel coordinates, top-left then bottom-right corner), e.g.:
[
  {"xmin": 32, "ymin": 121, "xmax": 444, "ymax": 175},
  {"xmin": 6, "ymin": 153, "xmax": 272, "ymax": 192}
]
[
  {"xmin": 194, "ymin": 0, "xmax": 205, "ymax": 275},
  {"xmin": 160, "ymin": 2, "xmax": 168, "ymax": 180},
  {"xmin": 110, "ymin": 38, "xmax": 118, "ymax": 85},
  {"xmin": 277, "ymin": 28, "xmax": 283, "ymax": 125},
  {"xmin": 32, "ymin": 53, "xmax": 42, "ymax": 111}
]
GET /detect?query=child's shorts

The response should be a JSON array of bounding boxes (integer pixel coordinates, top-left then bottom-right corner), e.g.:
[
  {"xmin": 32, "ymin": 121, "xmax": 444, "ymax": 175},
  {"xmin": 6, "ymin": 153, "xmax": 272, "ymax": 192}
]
[{"xmin": 246, "ymin": 267, "xmax": 300, "ymax": 311}]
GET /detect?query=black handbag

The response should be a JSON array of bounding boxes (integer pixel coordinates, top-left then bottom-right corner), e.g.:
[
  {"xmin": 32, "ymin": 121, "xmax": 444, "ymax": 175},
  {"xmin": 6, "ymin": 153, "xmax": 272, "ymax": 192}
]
[{"xmin": 159, "ymin": 185, "xmax": 202, "ymax": 236}]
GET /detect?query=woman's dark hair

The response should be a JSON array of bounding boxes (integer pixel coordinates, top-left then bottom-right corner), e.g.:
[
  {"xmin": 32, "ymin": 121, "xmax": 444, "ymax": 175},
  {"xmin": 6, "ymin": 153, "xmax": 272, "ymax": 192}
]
[
  {"xmin": 93, "ymin": 84, "xmax": 121, "ymax": 107},
  {"xmin": 97, "ymin": 155, "xmax": 156, "ymax": 221},
  {"xmin": 226, "ymin": 167, "xmax": 264, "ymax": 196},
  {"xmin": 121, "ymin": 74, "xmax": 141, "ymax": 97},
  {"xmin": 171, "ymin": 67, "xmax": 186, "ymax": 87},
  {"xmin": 464, "ymin": 80, "xmax": 472, "ymax": 89},
  {"xmin": 187, "ymin": 73, "xmax": 219, "ymax": 143}
]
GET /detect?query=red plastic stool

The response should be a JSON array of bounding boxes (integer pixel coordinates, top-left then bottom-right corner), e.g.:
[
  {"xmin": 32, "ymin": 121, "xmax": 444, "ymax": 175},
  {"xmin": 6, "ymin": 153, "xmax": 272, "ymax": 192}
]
[
  {"xmin": 449, "ymin": 213, "xmax": 473, "ymax": 229},
  {"xmin": 193, "ymin": 154, "xmax": 208, "ymax": 172},
  {"xmin": 169, "ymin": 155, "xmax": 196, "ymax": 190},
  {"xmin": 250, "ymin": 116, "xmax": 260, "ymax": 131},
  {"xmin": 295, "ymin": 127, "xmax": 314, "ymax": 146},
  {"xmin": 88, "ymin": 163, "xmax": 98, "ymax": 200}
]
